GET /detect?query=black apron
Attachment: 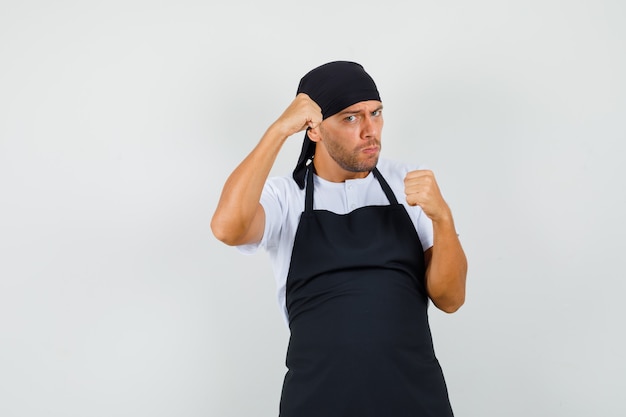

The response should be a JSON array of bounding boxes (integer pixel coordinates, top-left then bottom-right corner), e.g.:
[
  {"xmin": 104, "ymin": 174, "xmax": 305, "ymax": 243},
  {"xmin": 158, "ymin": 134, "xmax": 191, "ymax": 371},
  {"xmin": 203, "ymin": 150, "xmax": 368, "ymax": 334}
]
[{"xmin": 279, "ymin": 167, "xmax": 453, "ymax": 417}]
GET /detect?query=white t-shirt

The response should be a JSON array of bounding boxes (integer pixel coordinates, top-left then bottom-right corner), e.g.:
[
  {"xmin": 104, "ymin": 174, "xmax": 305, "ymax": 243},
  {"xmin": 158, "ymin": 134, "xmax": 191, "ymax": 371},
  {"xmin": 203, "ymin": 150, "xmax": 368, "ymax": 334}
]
[{"xmin": 238, "ymin": 158, "xmax": 434, "ymax": 323}]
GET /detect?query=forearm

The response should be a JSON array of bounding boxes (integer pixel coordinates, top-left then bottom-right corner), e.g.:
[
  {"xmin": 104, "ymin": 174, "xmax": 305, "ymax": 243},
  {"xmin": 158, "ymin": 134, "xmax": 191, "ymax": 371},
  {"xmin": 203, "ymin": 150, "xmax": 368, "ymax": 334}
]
[
  {"xmin": 425, "ymin": 212, "xmax": 467, "ymax": 313},
  {"xmin": 211, "ymin": 123, "xmax": 288, "ymax": 245}
]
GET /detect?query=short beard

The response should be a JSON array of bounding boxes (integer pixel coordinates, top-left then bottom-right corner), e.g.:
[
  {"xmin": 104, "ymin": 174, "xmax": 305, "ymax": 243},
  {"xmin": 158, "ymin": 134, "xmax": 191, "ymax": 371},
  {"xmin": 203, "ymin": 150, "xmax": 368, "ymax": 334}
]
[{"xmin": 323, "ymin": 138, "xmax": 380, "ymax": 173}]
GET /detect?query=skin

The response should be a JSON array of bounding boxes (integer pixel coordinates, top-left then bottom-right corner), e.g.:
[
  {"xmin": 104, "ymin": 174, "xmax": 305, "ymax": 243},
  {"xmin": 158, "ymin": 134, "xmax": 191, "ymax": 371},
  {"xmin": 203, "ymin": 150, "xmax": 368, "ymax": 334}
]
[
  {"xmin": 306, "ymin": 101, "xmax": 383, "ymax": 180},
  {"xmin": 211, "ymin": 93, "xmax": 467, "ymax": 313}
]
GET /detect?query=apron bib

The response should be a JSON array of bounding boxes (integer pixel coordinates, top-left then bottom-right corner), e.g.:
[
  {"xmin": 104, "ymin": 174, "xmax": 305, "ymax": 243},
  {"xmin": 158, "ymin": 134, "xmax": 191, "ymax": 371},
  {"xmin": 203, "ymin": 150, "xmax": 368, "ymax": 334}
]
[{"xmin": 279, "ymin": 167, "xmax": 453, "ymax": 417}]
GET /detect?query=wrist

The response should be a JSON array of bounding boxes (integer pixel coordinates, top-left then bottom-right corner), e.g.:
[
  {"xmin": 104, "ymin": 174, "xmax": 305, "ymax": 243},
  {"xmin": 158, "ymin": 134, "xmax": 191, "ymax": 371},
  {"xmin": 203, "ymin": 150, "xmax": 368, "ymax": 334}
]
[{"xmin": 431, "ymin": 208, "xmax": 455, "ymax": 230}]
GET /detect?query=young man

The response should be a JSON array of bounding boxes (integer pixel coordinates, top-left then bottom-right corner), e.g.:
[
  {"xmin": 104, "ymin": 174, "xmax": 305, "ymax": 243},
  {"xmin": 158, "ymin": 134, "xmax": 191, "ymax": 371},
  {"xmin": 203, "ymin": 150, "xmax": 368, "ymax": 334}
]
[{"xmin": 212, "ymin": 61, "xmax": 467, "ymax": 417}]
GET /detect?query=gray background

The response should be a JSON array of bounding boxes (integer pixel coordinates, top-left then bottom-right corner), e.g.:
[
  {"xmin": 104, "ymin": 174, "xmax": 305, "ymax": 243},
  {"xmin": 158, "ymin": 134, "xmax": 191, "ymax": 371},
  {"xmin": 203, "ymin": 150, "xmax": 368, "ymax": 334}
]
[{"xmin": 1, "ymin": 1, "xmax": 625, "ymax": 416}]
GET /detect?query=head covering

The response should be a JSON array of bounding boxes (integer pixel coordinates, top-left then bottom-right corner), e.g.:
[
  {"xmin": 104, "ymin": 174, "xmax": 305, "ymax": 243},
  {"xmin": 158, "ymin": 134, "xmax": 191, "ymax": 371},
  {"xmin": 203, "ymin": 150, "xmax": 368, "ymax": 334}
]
[{"xmin": 292, "ymin": 61, "xmax": 381, "ymax": 188}]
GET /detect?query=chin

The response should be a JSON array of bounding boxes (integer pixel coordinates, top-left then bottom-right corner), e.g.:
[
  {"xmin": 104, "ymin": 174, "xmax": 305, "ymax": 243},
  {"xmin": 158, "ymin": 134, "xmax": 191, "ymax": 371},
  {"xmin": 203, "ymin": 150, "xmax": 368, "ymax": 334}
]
[
  {"xmin": 364, "ymin": 154, "xmax": 380, "ymax": 170},
  {"xmin": 353, "ymin": 156, "xmax": 379, "ymax": 173}
]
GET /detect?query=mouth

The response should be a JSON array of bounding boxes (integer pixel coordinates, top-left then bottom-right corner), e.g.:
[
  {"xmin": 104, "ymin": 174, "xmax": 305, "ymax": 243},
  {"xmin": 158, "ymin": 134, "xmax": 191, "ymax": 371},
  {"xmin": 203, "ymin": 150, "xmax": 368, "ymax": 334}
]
[{"xmin": 361, "ymin": 145, "xmax": 379, "ymax": 154}]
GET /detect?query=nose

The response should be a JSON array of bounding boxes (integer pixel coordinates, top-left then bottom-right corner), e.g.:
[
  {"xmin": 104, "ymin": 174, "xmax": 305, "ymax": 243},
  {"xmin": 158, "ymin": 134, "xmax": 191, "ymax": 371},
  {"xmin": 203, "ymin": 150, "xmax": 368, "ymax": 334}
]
[{"xmin": 361, "ymin": 114, "xmax": 378, "ymax": 139}]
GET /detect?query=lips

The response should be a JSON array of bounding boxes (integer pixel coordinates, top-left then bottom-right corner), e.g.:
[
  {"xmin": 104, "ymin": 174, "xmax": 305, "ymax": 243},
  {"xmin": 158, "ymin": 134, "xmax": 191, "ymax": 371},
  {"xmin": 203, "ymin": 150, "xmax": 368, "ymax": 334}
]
[{"xmin": 361, "ymin": 145, "xmax": 379, "ymax": 154}]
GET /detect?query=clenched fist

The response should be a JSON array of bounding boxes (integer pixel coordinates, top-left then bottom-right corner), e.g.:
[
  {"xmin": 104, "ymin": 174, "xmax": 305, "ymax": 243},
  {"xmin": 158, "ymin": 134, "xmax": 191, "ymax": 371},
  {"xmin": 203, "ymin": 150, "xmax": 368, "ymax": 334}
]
[
  {"xmin": 404, "ymin": 170, "xmax": 452, "ymax": 223},
  {"xmin": 271, "ymin": 93, "xmax": 323, "ymax": 139}
]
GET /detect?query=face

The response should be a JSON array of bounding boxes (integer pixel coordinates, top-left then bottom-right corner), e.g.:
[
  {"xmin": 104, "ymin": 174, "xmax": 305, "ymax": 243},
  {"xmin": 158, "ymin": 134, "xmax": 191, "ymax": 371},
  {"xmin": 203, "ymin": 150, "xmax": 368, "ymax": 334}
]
[{"xmin": 310, "ymin": 100, "xmax": 384, "ymax": 177}]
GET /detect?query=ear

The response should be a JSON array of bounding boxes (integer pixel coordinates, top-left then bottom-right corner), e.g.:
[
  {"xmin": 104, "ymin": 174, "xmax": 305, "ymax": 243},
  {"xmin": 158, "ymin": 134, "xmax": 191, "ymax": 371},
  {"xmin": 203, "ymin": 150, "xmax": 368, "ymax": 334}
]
[{"xmin": 307, "ymin": 126, "xmax": 322, "ymax": 143}]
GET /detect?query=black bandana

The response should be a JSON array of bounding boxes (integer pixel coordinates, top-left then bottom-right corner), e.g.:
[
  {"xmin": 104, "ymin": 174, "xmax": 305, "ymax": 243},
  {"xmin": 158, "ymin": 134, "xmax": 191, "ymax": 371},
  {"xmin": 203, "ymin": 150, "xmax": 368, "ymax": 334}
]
[{"xmin": 292, "ymin": 61, "xmax": 381, "ymax": 188}]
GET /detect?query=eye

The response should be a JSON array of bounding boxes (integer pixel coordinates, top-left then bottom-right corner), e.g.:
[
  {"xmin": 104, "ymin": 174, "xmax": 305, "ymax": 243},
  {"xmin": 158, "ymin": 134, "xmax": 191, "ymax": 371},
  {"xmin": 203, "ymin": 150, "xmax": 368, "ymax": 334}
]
[
  {"xmin": 372, "ymin": 109, "xmax": 382, "ymax": 117},
  {"xmin": 345, "ymin": 115, "xmax": 357, "ymax": 122}
]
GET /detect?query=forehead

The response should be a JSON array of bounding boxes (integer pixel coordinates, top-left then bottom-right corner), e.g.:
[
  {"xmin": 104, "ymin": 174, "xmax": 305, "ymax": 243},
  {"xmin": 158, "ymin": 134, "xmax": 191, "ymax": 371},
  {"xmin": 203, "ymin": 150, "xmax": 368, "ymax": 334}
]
[{"xmin": 336, "ymin": 100, "xmax": 383, "ymax": 115}]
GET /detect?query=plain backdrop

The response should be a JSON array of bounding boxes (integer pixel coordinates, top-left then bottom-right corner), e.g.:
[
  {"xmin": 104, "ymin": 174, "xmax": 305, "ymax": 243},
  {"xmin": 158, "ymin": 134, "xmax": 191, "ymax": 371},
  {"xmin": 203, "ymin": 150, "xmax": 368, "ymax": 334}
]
[{"xmin": 1, "ymin": 1, "xmax": 625, "ymax": 416}]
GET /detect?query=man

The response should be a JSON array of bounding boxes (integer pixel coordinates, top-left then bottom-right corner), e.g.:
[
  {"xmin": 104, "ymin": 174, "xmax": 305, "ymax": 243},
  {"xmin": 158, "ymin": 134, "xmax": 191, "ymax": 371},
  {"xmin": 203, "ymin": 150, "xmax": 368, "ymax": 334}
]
[{"xmin": 212, "ymin": 61, "xmax": 467, "ymax": 417}]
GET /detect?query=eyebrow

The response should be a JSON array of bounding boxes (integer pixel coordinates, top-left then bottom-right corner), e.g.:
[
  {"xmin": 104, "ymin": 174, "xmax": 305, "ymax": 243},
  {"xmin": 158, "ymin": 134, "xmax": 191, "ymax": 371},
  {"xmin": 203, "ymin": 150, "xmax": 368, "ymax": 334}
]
[{"xmin": 337, "ymin": 105, "xmax": 384, "ymax": 116}]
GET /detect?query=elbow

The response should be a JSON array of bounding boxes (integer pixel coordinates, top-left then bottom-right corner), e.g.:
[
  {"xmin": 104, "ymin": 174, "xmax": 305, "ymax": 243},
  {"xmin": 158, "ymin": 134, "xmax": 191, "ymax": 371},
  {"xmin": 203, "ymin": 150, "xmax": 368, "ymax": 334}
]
[
  {"xmin": 211, "ymin": 206, "xmax": 263, "ymax": 247},
  {"xmin": 210, "ymin": 216, "xmax": 240, "ymax": 246},
  {"xmin": 428, "ymin": 261, "xmax": 468, "ymax": 314},
  {"xmin": 432, "ymin": 293, "xmax": 465, "ymax": 314},
  {"xmin": 438, "ymin": 298, "xmax": 465, "ymax": 314}
]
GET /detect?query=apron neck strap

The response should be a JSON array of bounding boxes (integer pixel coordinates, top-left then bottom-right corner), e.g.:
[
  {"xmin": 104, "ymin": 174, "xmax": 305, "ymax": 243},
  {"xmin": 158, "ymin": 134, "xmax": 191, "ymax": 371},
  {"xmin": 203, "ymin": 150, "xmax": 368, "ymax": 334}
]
[
  {"xmin": 304, "ymin": 166, "xmax": 399, "ymax": 212},
  {"xmin": 372, "ymin": 167, "xmax": 399, "ymax": 205}
]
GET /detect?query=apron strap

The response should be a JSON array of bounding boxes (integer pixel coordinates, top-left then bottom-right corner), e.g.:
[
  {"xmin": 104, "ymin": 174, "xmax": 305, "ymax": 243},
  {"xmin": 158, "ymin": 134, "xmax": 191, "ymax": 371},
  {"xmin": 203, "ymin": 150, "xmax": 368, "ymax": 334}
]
[
  {"xmin": 373, "ymin": 167, "xmax": 399, "ymax": 205},
  {"xmin": 305, "ymin": 166, "xmax": 399, "ymax": 212}
]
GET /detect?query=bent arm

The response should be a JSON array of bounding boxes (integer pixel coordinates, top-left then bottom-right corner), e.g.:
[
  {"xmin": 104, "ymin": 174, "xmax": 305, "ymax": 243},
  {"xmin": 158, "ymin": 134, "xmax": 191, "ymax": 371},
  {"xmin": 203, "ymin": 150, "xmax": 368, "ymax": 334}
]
[
  {"xmin": 210, "ymin": 127, "xmax": 282, "ymax": 246},
  {"xmin": 211, "ymin": 94, "xmax": 322, "ymax": 246},
  {"xmin": 424, "ymin": 212, "xmax": 467, "ymax": 313},
  {"xmin": 404, "ymin": 169, "xmax": 467, "ymax": 312}
]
